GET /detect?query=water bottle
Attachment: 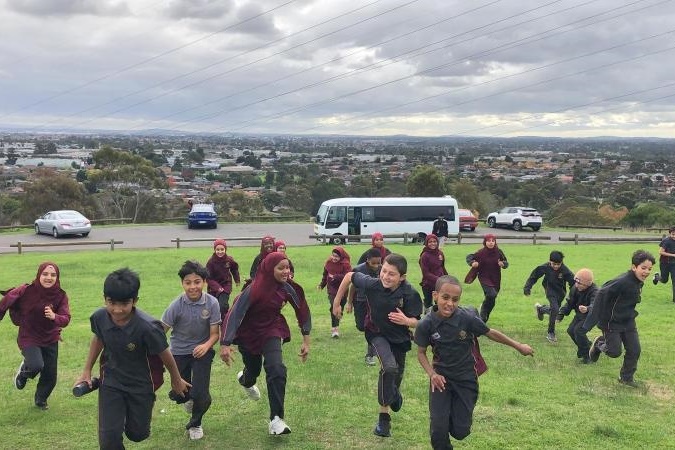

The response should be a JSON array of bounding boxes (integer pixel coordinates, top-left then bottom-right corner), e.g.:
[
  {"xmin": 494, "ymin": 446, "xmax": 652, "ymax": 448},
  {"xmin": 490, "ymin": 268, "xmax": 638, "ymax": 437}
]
[{"xmin": 73, "ymin": 377, "xmax": 100, "ymax": 397}]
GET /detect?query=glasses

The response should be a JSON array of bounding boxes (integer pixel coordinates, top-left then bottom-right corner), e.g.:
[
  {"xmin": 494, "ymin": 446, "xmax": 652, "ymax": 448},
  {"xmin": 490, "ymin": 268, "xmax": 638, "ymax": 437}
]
[{"xmin": 574, "ymin": 277, "xmax": 591, "ymax": 287}]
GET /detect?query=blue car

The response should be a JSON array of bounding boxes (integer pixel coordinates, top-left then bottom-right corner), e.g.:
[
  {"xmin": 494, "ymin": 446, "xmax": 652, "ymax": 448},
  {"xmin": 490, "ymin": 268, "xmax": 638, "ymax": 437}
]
[{"xmin": 187, "ymin": 203, "xmax": 218, "ymax": 229}]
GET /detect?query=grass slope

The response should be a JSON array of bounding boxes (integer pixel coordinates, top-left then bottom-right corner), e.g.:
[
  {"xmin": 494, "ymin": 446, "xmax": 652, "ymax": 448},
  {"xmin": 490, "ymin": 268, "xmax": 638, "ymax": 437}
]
[{"xmin": 0, "ymin": 242, "xmax": 673, "ymax": 449}]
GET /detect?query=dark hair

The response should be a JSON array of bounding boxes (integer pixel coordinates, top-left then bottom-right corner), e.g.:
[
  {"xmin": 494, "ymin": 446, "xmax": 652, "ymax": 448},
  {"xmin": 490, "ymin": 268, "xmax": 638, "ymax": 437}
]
[
  {"xmin": 632, "ymin": 249, "xmax": 655, "ymax": 266},
  {"xmin": 104, "ymin": 268, "xmax": 140, "ymax": 302},
  {"xmin": 178, "ymin": 260, "xmax": 209, "ymax": 280},
  {"xmin": 669, "ymin": 226, "xmax": 675, "ymax": 233},
  {"xmin": 435, "ymin": 274, "xmax": 462, "ymax": 292},
  {"xmin": 365, "ymin": 247, "xmax": 382, "ymax": 260},
  {"xmin": 384, "ymin": 253, "xmax": 407, "ymax": 275},
  {"xmin": 549, "ymin": 250, "xmax": 564, "ymax": 263}
]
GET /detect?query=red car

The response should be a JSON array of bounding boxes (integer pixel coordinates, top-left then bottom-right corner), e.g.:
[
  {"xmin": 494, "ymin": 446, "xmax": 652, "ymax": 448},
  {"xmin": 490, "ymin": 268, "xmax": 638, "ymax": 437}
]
[{"xmin": 458, "ymin": 209, "xmax": 478, "ymax": 232}]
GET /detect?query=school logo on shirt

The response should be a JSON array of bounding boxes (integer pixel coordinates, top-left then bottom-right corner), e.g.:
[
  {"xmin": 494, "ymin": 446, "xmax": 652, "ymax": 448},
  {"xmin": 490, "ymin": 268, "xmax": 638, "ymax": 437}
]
[
  {"xmin": 458, "ymin": 330, "xmax": 468, "ymax": 340},
  {"xmin": 126, "ymin": 343, "xmax": 137, "ymax": 352},
  {"xmin": 397, "ymin": 298, "xmax": 404, "ymax": 309},
  {"xmin": 201, "ymin": 309, "xmax": 211, "ymax": 320},
  {"xmin": 431, "ymin": 332, "xmax": 441, "ymax": 341}
]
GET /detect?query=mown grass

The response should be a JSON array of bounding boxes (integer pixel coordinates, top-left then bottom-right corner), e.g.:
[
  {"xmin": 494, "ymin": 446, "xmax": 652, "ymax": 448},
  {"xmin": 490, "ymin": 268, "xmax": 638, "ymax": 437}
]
[{"xmin": 1, "ymin": 242, "xmax": 673, "ymax": 449}]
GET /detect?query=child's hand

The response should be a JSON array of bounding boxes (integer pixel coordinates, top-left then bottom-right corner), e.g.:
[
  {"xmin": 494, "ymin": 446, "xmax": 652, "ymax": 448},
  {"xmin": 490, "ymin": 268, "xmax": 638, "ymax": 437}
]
[
  {"xmin": 220, "ymin": 345, "xmax": 235, "ymax": 366},
  {"xmin": 578, "ymin": 305, "xmax": 588, "ymax": 313},
  {"xmin": 332, "ymin": 303, "xmax": 343, "ymax": 319},
  {"xmin": 44, "ymin": 305, "xmax": 55, "ymax": 320},
  {"xmin": 299, "ymin": 342, "xmax": 310, "ymax": 363},
  {"xmin": 345, "ymin": 303, "xmax": 353, "ymax": 314},
  {"xmin": 388, "ymin": 308, "xmax": 411, "ymax": 326},
  {"xmin": 193, "ymin": 343, "xmax": 209, "ymax": 359},
  {"xmin": 171, "ymin": 377, "xmax": 191, "ymax": 398},
  {"xmin": 471, "ymin": 261, "xmax": 479, "ymax": 268},
  {"xmin": 430, "ymin": 372, "xmax": 446, "ymax": 392},
  {"xmin": 518, "ymin": 343, "xmax": 534, "ymax": 356}
]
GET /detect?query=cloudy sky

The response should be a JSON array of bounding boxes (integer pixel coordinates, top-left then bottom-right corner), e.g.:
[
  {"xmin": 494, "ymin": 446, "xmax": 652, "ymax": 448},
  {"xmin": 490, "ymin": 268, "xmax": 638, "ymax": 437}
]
[{"xmin": 1, "ymin": 0, "xmax": 674, "ymax": 137}]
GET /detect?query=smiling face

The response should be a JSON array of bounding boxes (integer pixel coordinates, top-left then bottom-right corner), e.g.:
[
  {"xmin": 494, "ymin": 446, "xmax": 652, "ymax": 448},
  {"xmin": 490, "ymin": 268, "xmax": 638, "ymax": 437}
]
[
  {"xmin": 379, "ymin": 261, "xmax": 404, "ymax": 290},
  {"xmin": 330, "ymin": 252, "xmax": 341, "ymax": 263},
  {"xmin": 631, "ymin": 259, "xmax": 653, "ymax": 282},
  {"xmin": 433, "ymin": 282, "xmax": 462, "ymax": 318},
  {"xmin": 426, "ymin": 237, "xmax": 438, "ymax": 250},
  {"xmin": 39, "ymin": 265, "xmax": 58, "ymax": 288},
  {"xmin": 273, "ymin": 259, "xmax": 291, "ymax": 283},
  {"xmin": 105, "ymin": 298, "xmax": 136, "ymax": 326},
  {"xmin": 182, "ymin": 273, "xmax": 205, "ymax": 301},
  {"xmin": 372, "ymin": 237, "xmax": 384, "ymax": 248},
  {"xmin": 214, "ymin": 244, "xmax": 227, "ymax": 258}
]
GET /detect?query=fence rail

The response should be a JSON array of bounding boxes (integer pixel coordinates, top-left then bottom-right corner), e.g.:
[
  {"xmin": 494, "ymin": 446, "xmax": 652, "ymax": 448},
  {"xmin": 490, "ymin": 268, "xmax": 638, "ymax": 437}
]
[
  {"xmin": 171, "ymin": 236, "xmax": 261, "ymax": 249},
  {"xmin": 558, "ymin": 234, "xmax": 662, "ymax": 245},
  {"xmin": 9, "ymin": 239, "xmax": 123, "ymax": 254}
]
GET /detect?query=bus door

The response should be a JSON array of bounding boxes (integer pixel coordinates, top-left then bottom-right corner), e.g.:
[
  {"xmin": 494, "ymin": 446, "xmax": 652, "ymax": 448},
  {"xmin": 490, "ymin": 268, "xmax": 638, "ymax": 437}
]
[{"xmin": 347, "ymin": 207, "xmax": 362, "ymax": 242}]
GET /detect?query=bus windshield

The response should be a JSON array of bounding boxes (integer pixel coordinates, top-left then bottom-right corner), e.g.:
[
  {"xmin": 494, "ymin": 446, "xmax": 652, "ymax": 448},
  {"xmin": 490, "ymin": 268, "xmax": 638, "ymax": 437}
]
[{"xmin": 316, "ymin": 204, "xmax": 329, "ymax": 225}]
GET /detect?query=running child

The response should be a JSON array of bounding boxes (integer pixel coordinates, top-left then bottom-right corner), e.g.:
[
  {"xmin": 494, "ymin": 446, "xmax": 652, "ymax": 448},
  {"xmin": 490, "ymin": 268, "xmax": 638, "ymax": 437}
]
[
  {"xmin": 465, "ymin": 234, "xmax": 508, "ymax": 322},
  {"xmin": 318, "ymin": 246, "xmax": 352, "ymax": 338},
  {"xmin": 206, "ymin": 238, "xmax": 240, "ymax": 318}
]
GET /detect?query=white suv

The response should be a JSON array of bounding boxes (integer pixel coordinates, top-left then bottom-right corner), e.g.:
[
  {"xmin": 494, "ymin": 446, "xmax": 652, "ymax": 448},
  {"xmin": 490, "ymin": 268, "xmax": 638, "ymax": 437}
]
[{"xmin": 486, "ymin": 207, "xmax": 542, "ymax": 232}]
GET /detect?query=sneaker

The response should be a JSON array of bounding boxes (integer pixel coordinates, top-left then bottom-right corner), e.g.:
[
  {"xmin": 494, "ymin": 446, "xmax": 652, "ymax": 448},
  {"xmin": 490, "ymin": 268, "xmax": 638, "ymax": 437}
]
[
  {"xmin": 589, "ymin": 336, "xmax": 604, "ymax": 362},
  {"xmin": 534, "ymin": 303, "xmax": 544, "ymax": 321},
  {"xmin": 183, "ymin": 399, "xmax": 194, "ymax": 414},
  {"xmin": 373, "ymin": 419, "xmax": 391, "ymax": 437},
  {"xmin": 546, "ymin": 332, "xmax": 557, "ymax": 343},
  {"xmin": 618, "ymin": 377, "xmax": 639, "ymax": 388},
  {"xmin": 269, "ymin": 416, "xmax": 291, "ymax": 435},
  {"xmin": 390, "ymin": 392, "xmax": 403, "ymax": 412},
  {"xmin": 35, "ymin": 401, "xmax": 49, "ymax": 410},
  {"xmin": 237, "ymin": 371, "xmax": 260, "ymax": 400},
  {"xmin": 188, "ymin": 425, "xmax": 204, "ymax": 440},
  {"xmin": 364, "ymin": 355, "xmax": 377, "ymax": 366},
  {"xmin": 580, "ymin": 356, "xmax": 592, "ymax": 364},
  {"xmin": 653, "ymin": 273, "xmax": 661, "ymax": 285},
  {"xmin": 14, "ymin": 362, "xmax": 27, "ymax": 390},
  {"xmin": 331, "ymin": 327, "xmax": 339, "ymax": 338}
]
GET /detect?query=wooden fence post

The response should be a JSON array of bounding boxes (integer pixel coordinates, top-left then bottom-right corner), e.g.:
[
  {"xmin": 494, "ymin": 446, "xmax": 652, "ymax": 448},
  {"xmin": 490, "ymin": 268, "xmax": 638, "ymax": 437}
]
[
  {"xmin": 574, "ymin": 234, "xmax": 579, "ymax": 245},
  {"xmin": 17, "ymin": 241, "xmax": 22, "ymax": 254},
  {"xmin": 110, "ymin": 239, "xmax": 115, "ymax": 251},
  {"xmin": 176, "ymin": 237, "xmax": 181, "ymax": 249}
]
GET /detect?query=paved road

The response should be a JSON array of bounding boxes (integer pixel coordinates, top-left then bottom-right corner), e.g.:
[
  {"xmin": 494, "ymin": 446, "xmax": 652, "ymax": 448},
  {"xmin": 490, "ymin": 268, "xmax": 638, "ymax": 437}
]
[{"xmin": 0, "ymin": 223, "xmax": 662, "ymax": 254}]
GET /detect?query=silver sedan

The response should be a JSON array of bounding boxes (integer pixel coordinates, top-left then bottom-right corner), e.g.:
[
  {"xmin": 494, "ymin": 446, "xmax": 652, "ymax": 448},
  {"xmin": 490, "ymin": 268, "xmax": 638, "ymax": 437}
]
[{"xmin": 34, "ymin": 210, "xmax": 92, "ymax": 238}]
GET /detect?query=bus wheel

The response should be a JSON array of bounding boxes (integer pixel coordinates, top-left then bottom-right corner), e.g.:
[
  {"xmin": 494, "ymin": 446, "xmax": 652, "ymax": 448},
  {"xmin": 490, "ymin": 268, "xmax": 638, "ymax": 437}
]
[
  {"xmin": 330, "ymin": 235, "xmax": 345, "ymax": 245},
  {"xmin": 416, "ymin": 233, "xmax": 427, "ymax": 244}
]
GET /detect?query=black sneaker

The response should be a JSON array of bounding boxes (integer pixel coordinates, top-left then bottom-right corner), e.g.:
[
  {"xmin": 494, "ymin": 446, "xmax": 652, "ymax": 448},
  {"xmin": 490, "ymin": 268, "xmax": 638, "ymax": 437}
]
[
  {"xmin": 618, "ymin": 377, "xmax": 639, "ymax": 388},
  {"xmin": 546, "ymin": 332, "xmax": 557, "ymax": 343},
  {"xmin": 653, "ymin": 273, "xmax": 661, "ymax": 285},
  {"xmin": 588, "ymin": 336, "xmax": 604, "ymax": 363},
  {"xmin": 390, "ymin": 392, "xmax": 403, "ymax": 412},
  {"xmin": 534, "ymin": 303, "xmax": 544, "ymax": 321},
  {"xmin": 14, "ymin": 363, "xmax": 27, "ymax": 390},
  {"xmin": 35, "ymin": 401, "xmax": 49, "ymax": 410},
  {"xmin": 373, "ymin": 420, "xmax": 391, "ymax": 437}
]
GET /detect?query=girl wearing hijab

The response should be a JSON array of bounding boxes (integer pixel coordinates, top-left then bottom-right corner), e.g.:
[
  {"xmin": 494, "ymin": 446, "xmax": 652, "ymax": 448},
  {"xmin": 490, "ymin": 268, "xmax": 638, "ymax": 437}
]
[
  {"xmin": 419, "ymin": 234, "xmax": 448, "ymax": 314},
  {"xmin": 0, "ymin": 262, "xmax": 71, "ymax": 410},
  {"xmin": 206, "ymin": 238, "xmax": 241, "ymax": 318},
  {"xmin": 357, "ymin": 232, "xmax": 391, "ymax": 264},
  {"xmin": 249, "ymin": 235, "xmax": 276, "ymax": 280},
  {"xmin": 318, "ymin": 247, "xmax": 352, "ymax": 338},
  {"xmin": 274, "ymin": 240, "xmax": 294, "ymax": 278},
  {"xmin": 220, "ymin": 252, "xmax": 311, "ymax": 436},
  {"xmin": 465, "ymin": 234, "xmax": 509, "ymax": 322}
]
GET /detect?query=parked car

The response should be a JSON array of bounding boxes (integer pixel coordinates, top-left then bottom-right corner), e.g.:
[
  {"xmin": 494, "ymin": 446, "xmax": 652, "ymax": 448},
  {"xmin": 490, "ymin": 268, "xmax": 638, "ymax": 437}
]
[
  {"xmin": 34, "ymin": 210, "xmax": 91, "ymax": 238},
  {"xmin": 187, "ymin": 203, "xmax": 217, "ymax": 229},
  {"xmin": 458, "ymin": 209, "xmax": 478, "ymax": 231},
  {"xmin": 486, "ymin": 207, "xmax": 542, "ymax": 231}
]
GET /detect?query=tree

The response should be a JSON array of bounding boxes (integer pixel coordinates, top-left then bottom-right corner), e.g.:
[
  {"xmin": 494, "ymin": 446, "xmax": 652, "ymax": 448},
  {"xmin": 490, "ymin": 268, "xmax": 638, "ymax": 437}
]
[
  {"xmin": 406, "ymin": 165, "xmax": 446, "ymax": 197},
  {"xmin": 310, "ymin": 178, "xmax": 345, "ymax": 214},
  {"xmin": 283, "ymin": 186, "xmax": 313, "ymax": 214},
  {"xmin": 20, "ymin": 169, "xmax": 91, "ymax": 222},
  {"xmin": 88, "ymin": 146, "xmax": 166, "ymax": 222}
]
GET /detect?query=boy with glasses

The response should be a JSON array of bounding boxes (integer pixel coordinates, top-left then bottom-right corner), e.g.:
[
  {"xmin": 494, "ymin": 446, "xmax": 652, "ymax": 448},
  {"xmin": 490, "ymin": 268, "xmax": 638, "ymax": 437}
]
[{"xmin": 556, "ymin": 268, "xmax": 598, "ymax": 363}]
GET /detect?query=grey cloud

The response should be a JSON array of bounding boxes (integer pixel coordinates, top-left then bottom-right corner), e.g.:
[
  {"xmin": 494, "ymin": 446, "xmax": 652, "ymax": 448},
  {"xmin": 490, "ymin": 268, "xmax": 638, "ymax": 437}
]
[
  {"xmin": 163, "ymin": 0, "xmax": 233, "ymax": 20},
  {"xmin": 6, "ymin": 0, "xmax": 130, "ymax": 16}
]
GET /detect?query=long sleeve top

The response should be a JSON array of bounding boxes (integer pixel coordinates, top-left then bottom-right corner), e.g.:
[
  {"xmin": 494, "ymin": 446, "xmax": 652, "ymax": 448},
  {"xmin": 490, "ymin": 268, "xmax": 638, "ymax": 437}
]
[{"xmin": 523, "ymin": 263, "xmax": 575, "ymax": 300}]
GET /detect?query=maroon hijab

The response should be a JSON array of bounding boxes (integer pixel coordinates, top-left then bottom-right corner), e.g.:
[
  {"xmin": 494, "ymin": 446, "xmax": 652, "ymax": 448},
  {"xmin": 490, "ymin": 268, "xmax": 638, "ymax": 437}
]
[
  {"xmin": 250, "ymin": 252, "xmax": 288, "ymax": 301},
  {"xmin": 324, "ymin": 246, "xmax": 351, "ymax": 274},
  {"xmin": 29, "ymin": 261, "xmax": 64, "ymax": 304},
  {"xmin": 371, "ymin": 232, "xmax": 388, "ymax": 260}
]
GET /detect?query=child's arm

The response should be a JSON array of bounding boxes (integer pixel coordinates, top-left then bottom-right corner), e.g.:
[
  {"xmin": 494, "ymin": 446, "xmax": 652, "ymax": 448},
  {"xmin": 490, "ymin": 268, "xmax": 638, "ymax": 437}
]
[
  {"xmin": 159, "ymin": 348, "xmax": 191, "ymax": 396},
  {"xmin": 74, "ymin": 335, "xmax": 104, "ymax": 387},
  {"xmin": 332, "ymin": 271, "xmax": 354, "ymax": 318},
  {"xmin": 485, "ymin": 329, "xmax": 534, "ymax": 356},
  {"xmin": 417, "ymin": 346, "xmax": 446, "ymax": 392},
  {"xmin": 194, "ymin": 324, "xmax": 220, "ymax": 359},
  {"xmin": 523, "ymin": 266, "xmax": 543, "ymax": 295}
]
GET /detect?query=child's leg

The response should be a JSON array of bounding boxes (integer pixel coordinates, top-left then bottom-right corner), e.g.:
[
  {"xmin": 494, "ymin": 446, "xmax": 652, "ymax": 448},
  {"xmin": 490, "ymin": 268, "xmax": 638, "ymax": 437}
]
[
  {"xmin": 370, "ymin": 336, "xmax": 399, "ymax": 407},
  {"xmin": 239, "ymin": 347, "xmax": 263, "ymax": 387},
  {"xmin": 34, "ymin": 343, "xmax": 58, "ymax": 405},
  {"xmin": 447, "ymin": 379, "xmax": 479, "ymax": 441},
  {"xmin": 98, "ymin": 385, "xmax": 131, "ymax": 449},
  {"xmin": 429, "ymin": 385, "xmax": 453, "ymax": 450},
  {"xmin": 123, "ymin": 390, "xmax": 155, "ymax": 443},
  {"xmin": 353, "ymin": 301, "xmax": 367, "ymax": 332},
  {"xmin": 479, "ymin": 285, "xmax": 498, "ymax": 322},
  {"xmin": 619, "ymin": 328, "xmax": 641, "ymax": 382},
  {"xmin": 328, "ymin": 294, "xmax": 346, "ymax": 328},
  {"xmin": 422, "ymin": 286, "xmax": 434, "ymax": 310},
  {"xmin": 546, "ymin": 295, "xmax": 561, "ymax": 334},
  {"xmin": 171, "ymin": 354, "xmax": 192, "ymax": 403},
  {"xmin": 668, "ymin": 263, "xmax": 675, "ymax": 301},
  {"xmin": 261, "ymin": 338, "xmax": 286, "ymax": 420},
  {"xmin": 569, "ymin": 316, "xmax": 591, "ymax": 358},
  {"xmin": 20, "ymin": 346, "xmax": 44, "ymax": 380},
  {"xmin": 187, "ymin": 349, "xmax": 215, "ymax": 429}
]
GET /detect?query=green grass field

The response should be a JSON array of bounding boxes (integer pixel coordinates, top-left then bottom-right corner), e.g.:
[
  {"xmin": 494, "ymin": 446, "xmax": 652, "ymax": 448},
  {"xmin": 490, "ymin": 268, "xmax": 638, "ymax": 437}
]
[{"xmin": 1, "ymin": 242, "xmax": 673, "ymax": 449}]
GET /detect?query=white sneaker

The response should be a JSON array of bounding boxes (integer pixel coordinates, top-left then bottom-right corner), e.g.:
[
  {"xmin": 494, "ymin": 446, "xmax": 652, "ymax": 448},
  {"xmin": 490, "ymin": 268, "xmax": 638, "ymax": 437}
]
[
  {"xmin": 188, "ymin": 426, "xmax": 204, "ymax": 440},
  {"xmin": 237, "ymin": 371, "xmax": 260, "ymax": 400},
  {"xmin": 269, "ymin": 416, "xmax": 291, "ymax": 435},
  {"xmin": 331, "ymin": 327, "xmax": 339, "ymax": 338},
  {"xmin": 183, "ymin": 399, "xmax": 194, "ymax": 414},
  {"xmin": 364, "ymin": 355, "xmax": 377, "ymax": 366}
]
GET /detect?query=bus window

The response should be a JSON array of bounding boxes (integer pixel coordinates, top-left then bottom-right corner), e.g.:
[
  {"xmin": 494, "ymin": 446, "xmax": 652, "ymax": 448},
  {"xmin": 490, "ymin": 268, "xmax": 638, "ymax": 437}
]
[
  {"xmin": 361, "ymin": 207, "xmax": 375, "ymax": 222},
  {"xmin": 325, "ymin": 206, "xmax": 347, "ymax": 229}
]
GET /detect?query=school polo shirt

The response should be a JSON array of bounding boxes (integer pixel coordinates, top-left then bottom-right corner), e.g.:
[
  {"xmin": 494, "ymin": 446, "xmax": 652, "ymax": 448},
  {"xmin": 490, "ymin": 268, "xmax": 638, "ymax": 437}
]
[
  {"xmin": 352, "ymin": 272, "xmax": 423, "ymax": 344},
  {"xmin": 660, "ymin": 237, "xmax": 675, "ymax": 263},
  {"xmin": 90, "ymin": 307, "xmax": 168, "ymax": 394},
  {"xmin": 414, "ymin": 307, "xmax": 489, "ymax": 381},
  {"xmin": 161, "ymin": 293, "xmax": 221, "ymax": 356}
]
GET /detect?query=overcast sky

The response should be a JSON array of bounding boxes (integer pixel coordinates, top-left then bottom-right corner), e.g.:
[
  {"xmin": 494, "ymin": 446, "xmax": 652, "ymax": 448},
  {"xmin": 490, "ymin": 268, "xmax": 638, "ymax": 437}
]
[{"xmin": 1, "ymin": 0, "xmax": 674, "ymax": 138}]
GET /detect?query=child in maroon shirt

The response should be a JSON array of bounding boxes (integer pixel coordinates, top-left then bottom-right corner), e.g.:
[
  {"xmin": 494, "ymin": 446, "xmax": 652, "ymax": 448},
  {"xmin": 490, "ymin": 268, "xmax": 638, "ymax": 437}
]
[
  {"xmin": 206, "ymin": 238, "xmax": 240, "ymax": 318},
  {"xmin": 318, "ymin": 246, "xmax": 352, "ymax": 338},
  {"xmin": 465, "ymin": 234, "xmax": 509, "ymax": 322}
]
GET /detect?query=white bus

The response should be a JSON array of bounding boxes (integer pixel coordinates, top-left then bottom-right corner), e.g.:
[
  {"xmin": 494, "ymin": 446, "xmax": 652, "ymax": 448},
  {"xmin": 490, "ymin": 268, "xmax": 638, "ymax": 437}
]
[{"xmin": 314, "ymin": 197, "xmax": 459, "ymax": 245}]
